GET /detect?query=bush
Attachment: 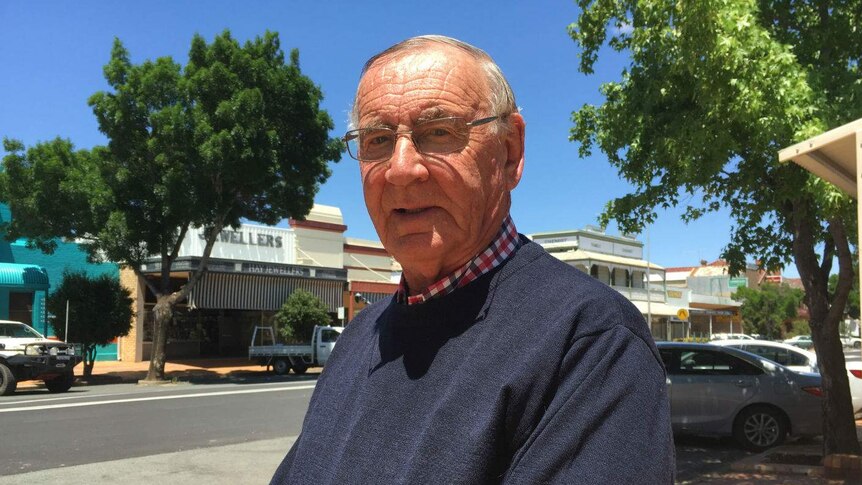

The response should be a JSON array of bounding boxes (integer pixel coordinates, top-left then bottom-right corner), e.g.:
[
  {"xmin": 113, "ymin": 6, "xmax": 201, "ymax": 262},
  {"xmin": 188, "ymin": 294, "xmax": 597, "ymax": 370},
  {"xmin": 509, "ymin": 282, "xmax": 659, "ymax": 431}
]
[
  {"xmin": 274, "ymin": 289, "xmax": 332, "ymax": 343},
  {"xmin": 786, "ymin": 319, "xmax": 811, "ymax": 338}
]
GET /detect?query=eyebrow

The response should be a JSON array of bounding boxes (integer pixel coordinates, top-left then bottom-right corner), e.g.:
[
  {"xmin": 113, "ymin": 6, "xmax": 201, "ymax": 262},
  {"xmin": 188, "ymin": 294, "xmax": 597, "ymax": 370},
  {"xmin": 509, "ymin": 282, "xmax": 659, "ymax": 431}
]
[
  {"xmin": 357, "ymin": 115, "xmax": 390, "ymax": 130},
  {"xmin": 416, "ymin": 107, "xmax": 456, "ymax": 123}
]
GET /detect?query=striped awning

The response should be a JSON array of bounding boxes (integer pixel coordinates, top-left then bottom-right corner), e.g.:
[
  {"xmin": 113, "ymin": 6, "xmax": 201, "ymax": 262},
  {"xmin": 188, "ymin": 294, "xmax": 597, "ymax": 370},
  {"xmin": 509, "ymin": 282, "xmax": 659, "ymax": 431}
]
[
  {"xmin": 361, "ymin": 291, "xmax": 394, "ymax": 305},
  {"xmin": 0, "ymin": 263, "xmax": 50, "ymax": 289},
  {"xmin": 188, "ymin": 273, "xmax": 345, "ymax": 312}
]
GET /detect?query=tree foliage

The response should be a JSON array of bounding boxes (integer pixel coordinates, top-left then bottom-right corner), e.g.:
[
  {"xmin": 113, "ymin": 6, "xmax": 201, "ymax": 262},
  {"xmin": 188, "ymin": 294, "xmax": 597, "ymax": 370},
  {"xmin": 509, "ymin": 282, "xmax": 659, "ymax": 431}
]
[
  {"xmin": 48, "ymin": 270, "xmax": 133, "ymax": 378},
  {"xmin": 570, "ymin": 0, "xmax": 862, "ymax": 454},
  {"xmin": 829, "ymin": 270, "xmax": 860, "ymax": 319},
  {"xmin": 733, "ymin": 283, "xmax": 804, "ymax": 339},
  {"xmin": 0, "ymin": 30, "xmax": 341, "ymax": 381},
  {"xmin": 274, "ymin": 289, "xmax": 332, "ymax": 343}
]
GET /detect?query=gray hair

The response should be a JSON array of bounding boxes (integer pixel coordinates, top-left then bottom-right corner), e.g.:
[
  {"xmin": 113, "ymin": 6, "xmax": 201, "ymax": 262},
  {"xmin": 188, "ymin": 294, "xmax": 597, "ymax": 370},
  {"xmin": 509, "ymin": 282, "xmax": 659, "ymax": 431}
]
[{"xmin": 349, "ymin": 35, "xmax": 518, "ymax": 132}]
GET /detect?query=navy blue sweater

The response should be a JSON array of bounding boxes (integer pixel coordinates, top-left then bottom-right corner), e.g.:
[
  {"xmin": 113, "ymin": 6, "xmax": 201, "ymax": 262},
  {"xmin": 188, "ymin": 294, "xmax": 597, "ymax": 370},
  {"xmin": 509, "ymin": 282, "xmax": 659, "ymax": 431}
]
[{"xmin": 271, "ymin": 239, "xmax": 674, "ymax": 484}]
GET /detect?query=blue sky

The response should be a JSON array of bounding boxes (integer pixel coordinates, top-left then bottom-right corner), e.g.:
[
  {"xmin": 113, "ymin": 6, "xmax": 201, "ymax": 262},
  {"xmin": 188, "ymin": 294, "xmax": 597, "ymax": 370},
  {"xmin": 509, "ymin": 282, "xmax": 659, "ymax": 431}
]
[{"xmin": 0, "ymin": 1, "xmax": 791, "ymax": 276}]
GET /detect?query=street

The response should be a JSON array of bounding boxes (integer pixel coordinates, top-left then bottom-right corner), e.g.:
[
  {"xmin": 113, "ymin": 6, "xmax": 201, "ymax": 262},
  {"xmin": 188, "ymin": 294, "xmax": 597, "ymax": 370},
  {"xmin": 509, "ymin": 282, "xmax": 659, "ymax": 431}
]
[
  {"xmin": 1, "ymin": 349, "xmax": 860, "ymax": 484},
  {"xmin": 0, "ymin": 376, "xmax": 316, "ymax": 480}
]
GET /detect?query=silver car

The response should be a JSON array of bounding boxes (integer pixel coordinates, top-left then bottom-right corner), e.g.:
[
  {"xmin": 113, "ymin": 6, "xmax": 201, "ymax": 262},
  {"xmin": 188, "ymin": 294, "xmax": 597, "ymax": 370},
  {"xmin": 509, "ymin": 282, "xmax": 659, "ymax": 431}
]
[
  {"xmin": 712, "ymin": 338, "xmax": 862, "ymax": 414},
  {"xmin": 658, "ymin": 342, "xmax": 823, "ymax": 451}
]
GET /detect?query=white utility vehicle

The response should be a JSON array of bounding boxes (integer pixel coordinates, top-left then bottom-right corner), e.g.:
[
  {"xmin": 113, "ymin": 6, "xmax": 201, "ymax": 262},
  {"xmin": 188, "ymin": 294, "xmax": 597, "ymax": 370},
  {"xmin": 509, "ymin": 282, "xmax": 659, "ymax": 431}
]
[
  {"xmin": 249, "ymin": 325, "xmax": 343, "ymax": 375},
  {"xmin": 0, "ymin": 320, "xmax": 81, "ymax": 395}
]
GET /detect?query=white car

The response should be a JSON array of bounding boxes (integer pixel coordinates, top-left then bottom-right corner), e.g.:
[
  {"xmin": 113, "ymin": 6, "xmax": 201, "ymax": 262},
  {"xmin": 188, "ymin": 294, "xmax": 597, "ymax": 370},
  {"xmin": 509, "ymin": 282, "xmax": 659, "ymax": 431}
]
[
  {"xmin": 783, "ymin": 335, "xmax": 814, "ymax": 350},
  {"xmin": 710, "ymin": 333, "xmax": 755, "ymax": 341},
  {"xmin": 713, "ymin": 339, "xmax": 862, "ymax": 414},
  {"xmin": 842, "ymin": 336, "xmax": 862, "ymax": 349}
]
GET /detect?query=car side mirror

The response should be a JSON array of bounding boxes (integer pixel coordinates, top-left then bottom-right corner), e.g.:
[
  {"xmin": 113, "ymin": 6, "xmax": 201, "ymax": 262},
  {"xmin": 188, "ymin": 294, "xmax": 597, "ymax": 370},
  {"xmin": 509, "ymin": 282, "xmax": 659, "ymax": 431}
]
[{"xmin": 0, "ymin": 343, "xmax": 4, "ymax": 350}]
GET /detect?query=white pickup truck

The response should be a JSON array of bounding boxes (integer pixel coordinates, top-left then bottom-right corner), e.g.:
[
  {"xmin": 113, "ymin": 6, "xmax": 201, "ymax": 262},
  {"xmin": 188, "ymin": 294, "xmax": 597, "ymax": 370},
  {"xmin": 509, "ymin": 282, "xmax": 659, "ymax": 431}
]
[
  {"xmin": 249, "ymin": 325, "xmax": 343, "ymax": 375},
  {"xmin": 0, "ymin": 320, "xmax": 81, "ymax": 395}
]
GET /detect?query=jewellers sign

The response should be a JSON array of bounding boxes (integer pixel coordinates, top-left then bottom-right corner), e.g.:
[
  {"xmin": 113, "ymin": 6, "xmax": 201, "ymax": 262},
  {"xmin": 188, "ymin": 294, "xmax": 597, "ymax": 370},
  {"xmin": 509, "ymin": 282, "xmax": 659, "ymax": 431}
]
[{"xmin": 178, "ymin": 224, "xmax": 296, "ymax": 264}]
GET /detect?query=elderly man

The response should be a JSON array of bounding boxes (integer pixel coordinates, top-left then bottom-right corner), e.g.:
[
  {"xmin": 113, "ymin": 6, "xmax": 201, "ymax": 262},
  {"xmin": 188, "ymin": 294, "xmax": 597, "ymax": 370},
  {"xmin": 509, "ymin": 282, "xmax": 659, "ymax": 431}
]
[{"xmin": 271, "ymin": 35, "xmax": 674, "ymax": 484}]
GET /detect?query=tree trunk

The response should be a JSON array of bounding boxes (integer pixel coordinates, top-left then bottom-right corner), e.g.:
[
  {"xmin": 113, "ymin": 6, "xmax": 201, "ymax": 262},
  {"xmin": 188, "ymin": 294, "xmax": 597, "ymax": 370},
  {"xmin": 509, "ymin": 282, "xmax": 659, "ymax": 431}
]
[
  {"xmin": 83, "ymin": 344, "xmax": 96, "ymax": 379},
  {"xmin": 792, "ymin": 210, "xmax": 860, "ymax": 455},
  {"xmin": 808, "ymin": 305, "xmax": 859, "ymax": 455},
  {"xmin": 145, "ymin": 296, "xmax": 173, "ymax": 381},
  {"xmin": 141, "ymin": 222, "xmax": 225, "ymax": 382}
]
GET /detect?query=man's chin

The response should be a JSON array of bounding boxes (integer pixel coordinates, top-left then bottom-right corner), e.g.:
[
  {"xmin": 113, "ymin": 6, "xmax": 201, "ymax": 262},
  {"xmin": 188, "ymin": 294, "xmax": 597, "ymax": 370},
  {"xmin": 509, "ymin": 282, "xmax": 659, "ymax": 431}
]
[{"xmin": 387, "ymin": 233, "xmax": 449, "ymax": 264}]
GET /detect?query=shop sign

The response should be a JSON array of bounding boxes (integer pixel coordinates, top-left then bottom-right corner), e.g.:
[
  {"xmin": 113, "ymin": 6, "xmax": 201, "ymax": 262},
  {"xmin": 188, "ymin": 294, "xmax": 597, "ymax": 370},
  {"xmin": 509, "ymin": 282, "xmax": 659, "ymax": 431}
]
[
  {"xmin": 729, "ymin": 277, "xmax": 747, "ymax": 288},
  {"xmin": 179, "ymin": 224, "xmax": 296, "ymax": 264},
  {"xmin": 667, "ymin": 289, "xmax": 683, "ymax": 299},
  {"xmin": 612, "ymin": 244, "xmax": 643, "ymax": 259},
  {"xmin": 580, "ymin": 236, "xmax": 614, "ymax": 255},
  {"xmin": 240, "ymin": 262, "xmax": 346, "ymax": 280},
  {"xmin": 243, "ymin": 262, "xmax": 307, "ymax": 277},
  {"xmin": 533, "ymin": 235, "xmax": 578, "ymax": 246}
]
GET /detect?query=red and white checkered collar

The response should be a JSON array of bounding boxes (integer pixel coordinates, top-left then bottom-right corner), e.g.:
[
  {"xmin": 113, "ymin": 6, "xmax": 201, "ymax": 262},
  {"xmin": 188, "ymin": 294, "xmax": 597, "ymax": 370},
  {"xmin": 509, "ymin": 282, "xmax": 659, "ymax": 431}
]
[{"xmin": 395, "ymin": 215, "xmax": 521, "ymax": 305}]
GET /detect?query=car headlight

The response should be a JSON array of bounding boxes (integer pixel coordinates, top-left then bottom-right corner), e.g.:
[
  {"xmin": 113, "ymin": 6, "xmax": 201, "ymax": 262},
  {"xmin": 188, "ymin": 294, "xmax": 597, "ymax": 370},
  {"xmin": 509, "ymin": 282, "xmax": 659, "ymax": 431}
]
[
  {"xmin": 48, "ymin": 346, "xmax": 58, "ymax": 356},
  {"xmin": 67, "ymin": 346, "xmax": 76, "ymax": 356},
  {"xmin": 24, "ymin": 345, "xmax": 45, "ymax": 356}
]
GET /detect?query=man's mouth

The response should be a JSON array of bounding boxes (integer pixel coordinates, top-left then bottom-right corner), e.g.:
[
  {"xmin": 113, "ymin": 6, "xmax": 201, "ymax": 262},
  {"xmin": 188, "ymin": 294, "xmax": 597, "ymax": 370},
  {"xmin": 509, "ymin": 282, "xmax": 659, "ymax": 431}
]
[{"xmin": 394, "ymin": 207, "xmax": 429, "ymax": 215}]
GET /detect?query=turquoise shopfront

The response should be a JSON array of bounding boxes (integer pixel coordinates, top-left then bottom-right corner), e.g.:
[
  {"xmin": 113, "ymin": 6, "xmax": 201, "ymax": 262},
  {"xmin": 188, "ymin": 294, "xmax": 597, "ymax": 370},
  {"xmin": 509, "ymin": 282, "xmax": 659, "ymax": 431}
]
[{"xmin": 0, "ymin": 262, "xmax": 50, "ymax": 334}]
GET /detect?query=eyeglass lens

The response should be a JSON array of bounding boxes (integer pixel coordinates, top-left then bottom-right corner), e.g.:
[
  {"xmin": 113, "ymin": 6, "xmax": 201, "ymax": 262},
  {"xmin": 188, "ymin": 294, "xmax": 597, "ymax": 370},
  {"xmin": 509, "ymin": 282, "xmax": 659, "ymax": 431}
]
[{"xmin": 348, "ymin": 118, "xmax": 471, "ymax": 161}]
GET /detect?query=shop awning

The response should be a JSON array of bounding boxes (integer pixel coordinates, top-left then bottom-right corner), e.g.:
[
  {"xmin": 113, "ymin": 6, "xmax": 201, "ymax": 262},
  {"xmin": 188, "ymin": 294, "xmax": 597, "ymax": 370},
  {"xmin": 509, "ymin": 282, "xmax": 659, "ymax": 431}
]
[
  {"xmin": 0, "ymin": 263, "xmax": 49, "ymax": 289},
  {"xmin": 188, "ymin": 273, "xmax": 345, "ymax": 312},
  {"xmin": 553, "ymin": 249, "xmax": 664, "ymax": 271},
  {"xmin": 631, "ymin": 301, "xmax": 686, "ymax": 318},
  {"xmin": 779, "ymin": 118, "xmax": 862, "ymax": 198}
]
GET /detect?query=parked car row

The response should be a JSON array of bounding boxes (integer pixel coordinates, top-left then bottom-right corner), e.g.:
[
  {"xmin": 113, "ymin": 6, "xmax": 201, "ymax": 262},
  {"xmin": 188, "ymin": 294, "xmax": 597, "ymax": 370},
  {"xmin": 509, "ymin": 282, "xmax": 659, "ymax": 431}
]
[
  {"xmin": 659, "ymin": 342, "xmax": 824, "ymax": 451},
  {"xmin": 711, "ymin": 332, "xmax": 862, "ymax": 350}
]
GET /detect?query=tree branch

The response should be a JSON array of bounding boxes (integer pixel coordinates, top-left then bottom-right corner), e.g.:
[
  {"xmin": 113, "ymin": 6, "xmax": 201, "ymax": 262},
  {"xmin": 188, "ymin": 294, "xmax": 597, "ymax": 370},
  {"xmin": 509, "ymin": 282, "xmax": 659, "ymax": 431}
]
[{"xmin": 827, "ymin": 218, "xmax": 853, "ymax": 324}]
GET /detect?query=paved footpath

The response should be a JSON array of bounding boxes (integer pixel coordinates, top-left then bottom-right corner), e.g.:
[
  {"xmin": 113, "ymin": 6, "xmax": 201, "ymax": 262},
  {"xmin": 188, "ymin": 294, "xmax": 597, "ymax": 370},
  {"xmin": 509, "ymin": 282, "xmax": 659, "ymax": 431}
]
[{"xmin": 0, "ymin": 436, "xmax": 296, "ymax": 485}]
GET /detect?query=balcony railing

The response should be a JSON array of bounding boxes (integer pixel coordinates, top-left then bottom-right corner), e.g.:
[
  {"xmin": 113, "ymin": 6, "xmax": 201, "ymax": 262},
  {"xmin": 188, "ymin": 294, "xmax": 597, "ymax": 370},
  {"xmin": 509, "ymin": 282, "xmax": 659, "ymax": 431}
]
[{"xmin": 611, "ymin": 284, "xmax": 666, "ymax": 303}]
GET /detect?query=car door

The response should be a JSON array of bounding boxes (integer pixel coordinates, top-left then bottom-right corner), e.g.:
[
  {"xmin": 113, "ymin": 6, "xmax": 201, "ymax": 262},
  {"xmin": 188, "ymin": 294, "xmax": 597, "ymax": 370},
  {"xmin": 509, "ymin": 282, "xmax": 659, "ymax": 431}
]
[
  {"xmin": 665, "ymin": 348, "xmax": 762, "ymax": 434},
  {"xmin": 316, "ymin": 328, "xmax": 340, "ymax": 365}
]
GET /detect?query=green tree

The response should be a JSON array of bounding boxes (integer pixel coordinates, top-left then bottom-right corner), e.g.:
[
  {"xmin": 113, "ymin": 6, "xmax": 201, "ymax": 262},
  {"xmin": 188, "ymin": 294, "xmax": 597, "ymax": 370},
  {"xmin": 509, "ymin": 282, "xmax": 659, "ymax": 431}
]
[
  {"xmin": 733, "ymin": 283, "xmax": 804, "ymax": 339},
  {"xmin": 829, "ymin": 271, "xmax": 860, "ymax": 320},
  {"xmin": 0, "ymin": 30, "xmax": 341, "ymax": 382},
  {"xmin": 48, "ymin": 270, "xmax": 133, "ymax": 378},
  {"xmin": 274, "ymin": 289, "xmax": 332, "ymax": 343},
  {"xmin": 570, "ymin": 0, "xmax": 861, "ymax": 454}
]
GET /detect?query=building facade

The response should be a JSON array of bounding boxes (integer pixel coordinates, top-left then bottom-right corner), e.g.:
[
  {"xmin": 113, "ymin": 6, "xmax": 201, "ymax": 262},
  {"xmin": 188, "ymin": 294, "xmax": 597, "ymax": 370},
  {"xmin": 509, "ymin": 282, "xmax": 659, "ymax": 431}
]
[
  {"xmin": 530, "ymin": 226, "xmax": 688, "ymax": 341},
  {"xmin": 1, "ymin": 205, "xmax": 119, "ymax": 358}
]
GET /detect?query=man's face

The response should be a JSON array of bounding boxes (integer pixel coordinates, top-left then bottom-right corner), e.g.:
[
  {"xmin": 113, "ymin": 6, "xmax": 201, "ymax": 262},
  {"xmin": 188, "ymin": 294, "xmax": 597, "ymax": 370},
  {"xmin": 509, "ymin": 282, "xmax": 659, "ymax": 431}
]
[{"xmin": 355, "ymin": 46, "xmax": 524, "ymax": 285}]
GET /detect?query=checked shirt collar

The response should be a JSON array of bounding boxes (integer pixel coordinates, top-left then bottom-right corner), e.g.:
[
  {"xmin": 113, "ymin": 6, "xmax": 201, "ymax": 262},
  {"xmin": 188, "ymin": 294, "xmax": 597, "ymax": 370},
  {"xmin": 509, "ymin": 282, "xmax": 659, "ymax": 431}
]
[{"xmin": 396, "ymin": 215, "xmax": 521, "ymax": 305}]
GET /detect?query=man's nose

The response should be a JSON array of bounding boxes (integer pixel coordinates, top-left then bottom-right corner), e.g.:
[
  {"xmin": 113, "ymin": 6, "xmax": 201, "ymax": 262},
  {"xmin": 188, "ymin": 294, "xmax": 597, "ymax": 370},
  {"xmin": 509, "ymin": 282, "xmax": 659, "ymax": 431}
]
[{"xmin": 385, "ymin": 134, "xmax": 429, "ymax": 185}]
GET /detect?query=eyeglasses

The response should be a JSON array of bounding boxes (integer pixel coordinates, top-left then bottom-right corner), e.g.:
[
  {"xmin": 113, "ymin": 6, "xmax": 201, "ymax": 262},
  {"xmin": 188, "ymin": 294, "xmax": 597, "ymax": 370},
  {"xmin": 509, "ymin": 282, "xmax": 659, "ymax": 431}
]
[{"xmin": 343, "ymin": 115, "xmax": 502, "ymax": 162}]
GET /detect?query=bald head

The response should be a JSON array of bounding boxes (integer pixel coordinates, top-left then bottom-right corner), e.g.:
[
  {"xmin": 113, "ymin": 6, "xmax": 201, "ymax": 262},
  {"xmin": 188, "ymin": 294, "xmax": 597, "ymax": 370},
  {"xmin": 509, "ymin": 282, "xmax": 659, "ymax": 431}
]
[{"xmin": 350, "ymin": 35, "xmax": 518, "ymax": 131}]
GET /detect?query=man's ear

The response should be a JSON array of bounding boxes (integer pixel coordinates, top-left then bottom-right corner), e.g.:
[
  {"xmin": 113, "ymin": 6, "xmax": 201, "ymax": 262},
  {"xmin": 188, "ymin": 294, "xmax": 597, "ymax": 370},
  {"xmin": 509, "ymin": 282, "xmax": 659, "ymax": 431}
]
[{"xmin": 503, "ymin": 112, "xmax": 525, "ymax": 190}]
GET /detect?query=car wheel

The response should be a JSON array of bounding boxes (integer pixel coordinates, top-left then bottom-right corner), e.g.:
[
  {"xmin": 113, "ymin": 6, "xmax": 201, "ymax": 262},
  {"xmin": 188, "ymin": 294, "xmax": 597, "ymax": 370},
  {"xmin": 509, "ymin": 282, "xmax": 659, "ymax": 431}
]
[
  {"xmin": 0, "ymin": 362, "xmax": 17, "ymax": 396},
  {"xmin": 273, "ymin": 358, "xmax": 291, "ymax": 375},
  {"xmin": 44, "ymin": 372, "xmax": 75, "ymax": 393},
  {"xmin": 733, "ymin": 405, "xmax": 787, "ymax": 451},
  {"xmin": 291, "ymin": 362, "xmax": 308, "ymax": 375}
]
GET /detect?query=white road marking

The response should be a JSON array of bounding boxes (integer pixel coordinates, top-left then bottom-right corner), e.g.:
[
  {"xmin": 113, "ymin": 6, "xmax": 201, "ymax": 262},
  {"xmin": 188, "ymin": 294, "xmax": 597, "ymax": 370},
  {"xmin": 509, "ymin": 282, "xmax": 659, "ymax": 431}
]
[
  {"xmin": 0, "ymin": 384, "xmax": 316, "ymax": 413},
  {"xmin": 1, "ymin": 381, "xmax": 311, "ymax": 406}
]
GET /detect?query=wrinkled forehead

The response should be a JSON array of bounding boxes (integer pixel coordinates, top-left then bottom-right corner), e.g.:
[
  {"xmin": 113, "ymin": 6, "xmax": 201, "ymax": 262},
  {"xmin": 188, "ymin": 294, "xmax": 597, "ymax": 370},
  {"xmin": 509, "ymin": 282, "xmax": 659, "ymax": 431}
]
[{"xmin": 355, "ymin": 47, "xmax": 489, "ymax": 124}]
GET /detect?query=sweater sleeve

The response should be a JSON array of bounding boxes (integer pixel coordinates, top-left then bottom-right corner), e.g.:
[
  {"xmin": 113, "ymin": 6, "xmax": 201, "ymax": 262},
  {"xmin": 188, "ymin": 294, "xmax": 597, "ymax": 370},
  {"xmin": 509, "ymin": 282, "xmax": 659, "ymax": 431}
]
[
  {"xmin": 269, "ymin": 437, "xmax": 299, "ymax": 484},
  {"xmin": 503, "ymin": 324, "xmax": 675, "ymax": 484}
]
